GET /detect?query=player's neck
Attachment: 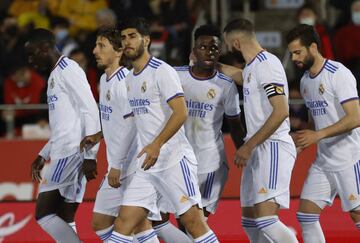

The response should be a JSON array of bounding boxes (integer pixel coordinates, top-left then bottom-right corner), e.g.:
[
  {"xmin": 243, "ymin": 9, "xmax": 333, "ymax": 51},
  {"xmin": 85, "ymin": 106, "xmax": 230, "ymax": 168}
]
[
  {"xmin": 105, "ymin": 60, "xmax": 121, "ymax": 78},
  {"xmin": 51, "ymin": 53, "xmax": 62, "ymax": 69},
  {"xmin": 242, "ymin": 41, "xmax": 263, "ymax": 64},
  {"xmin": 191, "ymin": 65, "xmax": 216, "ymax": 79},
  {"xmin": 132, "ymin": 52, "xmax": 151, "ymax": 73},
  {"xmin": 309, "ymin": 55, "xmax": 325, "ymax": 76}
]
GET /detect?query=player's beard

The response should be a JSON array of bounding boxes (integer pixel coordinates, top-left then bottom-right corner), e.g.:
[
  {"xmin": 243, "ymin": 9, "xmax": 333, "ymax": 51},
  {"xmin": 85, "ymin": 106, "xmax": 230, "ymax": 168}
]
[
  {"xmin": 302, "ymin": 54, "xmax": 315, "ymax": 70},
  {"xmin": 125, "ymin": 40, "xmax": 145, "ymax": 61},
  {"xmin": 230, "ymin": 49, "xmax": 245, "ymax": 64}
]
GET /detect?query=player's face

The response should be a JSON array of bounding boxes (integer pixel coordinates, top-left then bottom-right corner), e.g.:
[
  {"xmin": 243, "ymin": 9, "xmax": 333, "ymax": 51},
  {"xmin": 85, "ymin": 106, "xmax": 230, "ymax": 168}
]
[
  {"xmin": 121, "ymin": 28, "xmax": 148, "ymax": 61},
  {"xmin": 93, "ymin": 36, "xmax": 122, "ymax": 70},
  {"xmin": 224, "ymin": 32, "xmax": 244, "ymax": 61},
  {"xmin": 193, "ymin": 35, "xmax": 221, "ymax": 70},
  {"xmin": 288, "ymin": 39, "xmax": 314, "ymax": 71},
  {"xmin": 24, "ymin": 42, "xmax": 51, "ymax": 71}
]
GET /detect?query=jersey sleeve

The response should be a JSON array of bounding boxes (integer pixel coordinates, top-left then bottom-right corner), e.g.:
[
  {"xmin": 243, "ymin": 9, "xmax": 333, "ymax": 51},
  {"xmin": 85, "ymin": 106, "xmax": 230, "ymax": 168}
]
[
  {"xmin": 61, "ymin": 63, "xmax": 101, "ymax": 159},
  {"xmin": 224, "ymin": 81, "xmax": 241, "ymax": 117},
  {"xmin": 334, "ymin": 67, "xmax": 359, "ymax": 104},
  {"xmin": 256, "ymin": 60, "xmax": 287, "ymax": 98},
  {"xmin": 156, "ymin": 64, "xmax": 184, "ymax": 103}
]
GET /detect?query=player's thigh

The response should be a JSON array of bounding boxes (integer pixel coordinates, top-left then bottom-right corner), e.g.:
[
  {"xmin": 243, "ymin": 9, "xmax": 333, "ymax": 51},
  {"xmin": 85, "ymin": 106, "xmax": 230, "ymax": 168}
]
[
  {"xmin": 335, "ymin": 161, "xmax": 360, "ymax": 212},
  {"xmin": 57, "ymin": 201, "xmax": 79, "ymax": 222},
  {"xmin": 152, "ymin": 157, "xmax": 202, "ymax": 216},
  {"xmin": 92, "ymin": 212, "xmax": 115, "ymax": 231},
  {"xmin": 35, "ymin": 189, "xmax": 63, "ymax": 219},
  {"xmin": 300, "ymin": 164, "xmax": 336, "ymax": 210}
]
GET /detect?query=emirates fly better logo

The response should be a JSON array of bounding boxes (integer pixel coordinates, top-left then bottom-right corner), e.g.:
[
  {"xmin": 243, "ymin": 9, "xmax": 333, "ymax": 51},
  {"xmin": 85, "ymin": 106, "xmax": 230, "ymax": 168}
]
[{"xmin": 0, "ymin": 212, "xmax": 32, "ymax": 241}]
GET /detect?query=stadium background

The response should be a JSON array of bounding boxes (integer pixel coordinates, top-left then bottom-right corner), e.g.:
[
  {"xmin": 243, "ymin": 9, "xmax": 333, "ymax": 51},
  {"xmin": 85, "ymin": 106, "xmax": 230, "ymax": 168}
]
[{"xmin": 1, "ymin": 0, "xmax": 360, "ymax": 242}]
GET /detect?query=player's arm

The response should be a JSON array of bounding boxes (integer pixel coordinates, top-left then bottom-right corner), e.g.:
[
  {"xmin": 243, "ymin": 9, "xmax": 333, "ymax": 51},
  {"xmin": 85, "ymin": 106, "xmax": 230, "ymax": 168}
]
[
  {"xmin": 227, "ymin": 116, "xmax": 245, "ymax": 148},
  {"xmin": 218, "ymin": 63, "xmax": 243, "ymax": 86},
  {"xmin": 80, "ymin": 131, "xmax": 103, "ymax": 152},
  {"xmin": 234, "ymin": 87, "xmax": 289, "ymax": 167},
  {"xmin": 296, "ymin": 99, "xmax": 360, "ymax": 148},
  {"xmin": 31, "ymin": 141, "xmax": 51, "ymax": 182},
  {"xmin": 139, "ymin": 95, "xmax": 187, "ymax": 170}
]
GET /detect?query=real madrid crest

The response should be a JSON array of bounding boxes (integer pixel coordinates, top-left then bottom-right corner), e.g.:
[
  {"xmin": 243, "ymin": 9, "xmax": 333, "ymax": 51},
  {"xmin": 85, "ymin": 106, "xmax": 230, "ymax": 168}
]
[
  {"xmin": 50, "ymin": 78, "xmax": 55, "ymax": 89},
  {"xmin": 106, "ymin": 90, "xmax": 111, "ymax": 101},
  {"xmin": 207, "ymin": 88, "xmax": 216, "ymax": 99},
  {"xmin": 141, "ymin": 81, "xmax": 147, "ymax": 93},
  {"xmin": 247, "ymin": 73, "xmax": 251, "ymax": 83},
  {"xmin": 319, "ymin": 83, "xmax": 325, "ymax": 95}
]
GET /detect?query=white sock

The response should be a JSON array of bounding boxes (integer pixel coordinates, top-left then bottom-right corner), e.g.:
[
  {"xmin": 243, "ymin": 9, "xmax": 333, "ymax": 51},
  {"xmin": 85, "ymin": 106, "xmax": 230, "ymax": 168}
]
[
  {"xmin": 297, "ymin": 212, "xmax": 325, "ymax": 243},
  {"xmin": 108, "ymin": 231, "xmax": 133, "ymax": 243},
  {"xmin": 95, "ymin": 225, "xmax": 114, "ymax": 241},
  {"xmin": 356, "ymin": 221, "xmax": 360, "ymax": 230},
  {"xmin": 194, "ymin": 230, "xmax": 219, "ymax": 243},
  {"xmin": 134, "ymin": 229, "xmax": 159, "ymax": 243},
  {"xmin": 68, "ymin": 221, "xmax": 77, "ymax": 233},
  {"xmin": 37, "ymin": 214, "xmax": 81, "ymax": 243},
  {"xmin": 256, "ymin": 216, "xmax": 298, "ymax": 243},
  {"xmin": 153, "ymin": 221, "xmax": 192, "ymax": 243},
  {"xmin": 242, "ymin": 217, "xmax": 273, "ymax": 243}
]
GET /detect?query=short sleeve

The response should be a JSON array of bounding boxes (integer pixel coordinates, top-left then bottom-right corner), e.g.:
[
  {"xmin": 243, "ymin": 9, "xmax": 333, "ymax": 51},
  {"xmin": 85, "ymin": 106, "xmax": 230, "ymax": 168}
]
[
  {"xmin": 156, "ymin": 64, "xmax": 184, "ymax": 102},
  {"xmin": 224, "ymin": 82, "xmax": 241, "ymax": 117},
  {"xmin": 334, "ymin": 67, "xmax": 359, "ymax": 104}
]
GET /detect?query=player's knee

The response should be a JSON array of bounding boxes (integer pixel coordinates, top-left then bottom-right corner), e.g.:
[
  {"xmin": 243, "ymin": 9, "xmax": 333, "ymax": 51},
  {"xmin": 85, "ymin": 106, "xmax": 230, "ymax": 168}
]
[
  {"xmin": 180, "ymin": 207, "xmax": 207, "ymax": 234},
  {"xmin": 349, "ymin": 207, "xmax": 360, "ymax": 223},
  {"xmin": 92, "ymin": 217, "xmax": 106, "ymax": 232}
]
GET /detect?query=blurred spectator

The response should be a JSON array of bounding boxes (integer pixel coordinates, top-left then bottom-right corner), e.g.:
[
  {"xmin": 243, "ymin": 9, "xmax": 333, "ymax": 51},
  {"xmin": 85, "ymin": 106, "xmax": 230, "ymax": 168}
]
[
  {"xmin": 2, "ymin": 57, "xmax": 46, "ymax": 135},
  {"xmin": 48, "ymin": 0, "xmax": 108, "ymax": 34},
  {"xmin": 150, "ymin": 0, "xmax": 192, "ymax": 64},
  {"xmin": 333, "ymin": 0, "xmax": 360, "ymax": 92},
  {"xmin": 108, "ymin": 0, "xmax": 154, "ymax": 23},
  {"xmin": 16, "ymin": 0, "xmax": 51, "ymax": 29},
  {"xmin": 289, "ymin": 82, "xmax": 308, "ymax": 132},
  {"xmin": 69, "ymin": 48, "xmax": 99, "ymax": 101},
  {"xmin": 50, "ymin": 16, "xmax": 78, "ymax": 56},
  {"xmin": 8, "ymin": 0, "xmax": 44, "ymax": 17},
  {"xmin": 297, "ymin": 3, "xmax": 335, "ymax": 60}
]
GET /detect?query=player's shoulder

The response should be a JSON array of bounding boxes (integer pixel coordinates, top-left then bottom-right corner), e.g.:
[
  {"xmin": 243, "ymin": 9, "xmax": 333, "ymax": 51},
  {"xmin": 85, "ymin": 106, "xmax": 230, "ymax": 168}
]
[
  {"xmin": 324, "ymin": 60, "xmax": 353, "ymax": 79},
  {"xmin": 151, "ymin": 57, "xmax": 178, "ymax": 76},
  {"xmin": 254, "ymin": 51, "xmax": 282, "ymax": 70},
  {"xmin": 216, "ymin": 71, "xmax": 234, "ymax": 85},
  {"xmin": 148, "ymin": 56, "xmax": 165, "ymax": 70},
  {"xmin": 53, "ymin": 56, "xmax": 83, "ymax": 76},
  {"xmin": 116, "ymin": 67, "xmax": 129, "ymax": 81}
]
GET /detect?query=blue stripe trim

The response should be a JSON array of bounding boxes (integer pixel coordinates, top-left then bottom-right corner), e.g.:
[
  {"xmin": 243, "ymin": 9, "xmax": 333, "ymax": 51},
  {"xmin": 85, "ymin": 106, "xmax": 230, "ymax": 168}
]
[
  {"xmin": 196, "ymin": 233, "xmax": 217, "ymax": 243},
  {"xmin": 109, "ymin": 234, "xmax": 133, "ymax": 243},
  {"xmin": 204, "ymin": 172, "xmax": 215, "ymax": 199},
  {"xmin": 274, "ymin": 142, "xmax": 278, "ymax": 189},
  {"xmin": 55, "ymin": 157, "xmax": 68, "ymax": 182},
  {"xmin": 180, "ymin": 159, "xmax": 195, "ymax": 196},
  {"xmin": 207, "ymin": 172, "xmax": 215, "ymax": 198},
  {"xmin": 51, "ymin": 159, "xmax": 63, "ymax": 182},
  {"xmin": 355, "ymin": 161, "xmax": 360, "ymax": 195},
  {"xmin": 324, "ymin": 66, "xmax": 335, "ymax": 73},
  {"xmin": 180, "ymin": 159, "xmax": 192, "ymax": 196},
  {"xmin": 340, "ymin": 97, "xmax": 359, "ymax": 105},
  {"xmin": 326, "ymin": 61, "xmax": 338, "ymax": 70},
  {"xmin": 217, "ymin": 73, "xmax": 233, "ymax": 83},
  {"xmin": 149, "ymin": 60, "xmax": 160, "ymax": 66},
  {"xmin": 324, "ymin": 64, "xmax": 336, "ymax": 72},
  {"xmin": 166, "ymin": 92, "xmax": 184, "ymax": 103},
  {"xmin": 99, "ymin": 229, "xmax": 113, "ymax": 240},
  {"xmin": 148, "ymin": 63, "xmax": 159, "ymax": 69},
  {"xmin": 138, "ymin": 231, "xmax": 156, "ymax": 243},
  {"xmin": 269, "ymin": 143, "xmax": 273, "ymax": 189},
  {"xmin": 152, "ymin": 220, "xmax": 169, "ymax": 230},
  {"xmin": 257, "ymin": 219, "xmax": 278, "ymax": 229},
  {"xmin": 150, "ymin": 58, "xmax": 162, "ymax": 65}
]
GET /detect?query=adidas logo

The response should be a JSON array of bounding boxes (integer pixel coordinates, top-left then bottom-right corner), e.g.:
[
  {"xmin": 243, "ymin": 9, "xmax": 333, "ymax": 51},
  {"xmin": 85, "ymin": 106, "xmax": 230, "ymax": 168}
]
[
  {"xmin": 180, "ymin": 195, "xmax": 189, "ymax": 203},
  {"xmin": 348, "ymin": 194, "xmax": 357, "ymax": 201},
  {"xmin": 258, "ymin": 187, "xmax": 267, "ymax": 194}
]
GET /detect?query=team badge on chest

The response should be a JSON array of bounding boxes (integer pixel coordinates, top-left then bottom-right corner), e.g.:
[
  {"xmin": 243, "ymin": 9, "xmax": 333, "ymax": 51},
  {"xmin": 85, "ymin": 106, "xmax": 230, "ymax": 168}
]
[
  {"xmin": 106, "ymin": 90, "xmax": 111, "ymax": 101},
  {"xmin": 319, "ymin": 83, "xmax": 325, "ymax": 95},
  {"xmin": 50, "ymin": 78, "xmax": 55, "ymax": 89},
  {"xmin": 207, "ymin": 88, "xmax": 216, "ymax": 99},
  {"xmin": 141, "ymin": 81, "xmax": 147, "ymax": 93}
]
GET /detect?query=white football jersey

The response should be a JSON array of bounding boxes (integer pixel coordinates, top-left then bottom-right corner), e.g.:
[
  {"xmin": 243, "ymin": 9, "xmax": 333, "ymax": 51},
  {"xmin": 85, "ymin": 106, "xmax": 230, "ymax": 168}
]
[
  {"xmin": 126, "ymin": 57, "xmax": 196, "ymax": 172},
  {"xmin": 45, "ymin": 56, "xmax": 100, "ymax": 160},
  {"xmin": 300, "ymin": 59, "xmax": 360, "ymax": 171},
  {"xmin": 242, "ymin": 51, "xmax": 293, "ymax": 144},
  {"xmin": 99, "ymin": 67, "xmax": 138, "ymax": 178},
  {"xmin": 176, "ymin": 66, "xmax": 241, "ymax": 173}
]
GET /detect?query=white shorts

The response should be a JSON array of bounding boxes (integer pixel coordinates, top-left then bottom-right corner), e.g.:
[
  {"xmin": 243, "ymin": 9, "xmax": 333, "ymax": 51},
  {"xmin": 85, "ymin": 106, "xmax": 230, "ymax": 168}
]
[
  {"xmin": 301, "ymin": 161, "xmax": 360, "ymax": 212},
  {"xmin": 240, "ymin": 140, "xmax": 296, "ymax": 209},
  {"xmin": 39, "ymin": 152, "xmax": 86, "ymax": 203},
  {"xmin": 123, "ymin": 156, "xmax": 202, "ymax": 217},
  {"xmin": 198, "ymin": 163, "xmax": 228, "ymax": 214}
]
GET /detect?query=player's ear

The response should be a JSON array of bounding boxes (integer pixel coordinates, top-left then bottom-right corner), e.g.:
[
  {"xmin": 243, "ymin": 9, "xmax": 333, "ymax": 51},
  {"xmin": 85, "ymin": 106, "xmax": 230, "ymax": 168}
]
[
  {"xmin": 144, "ymin": 35, "xmax": 151, "ymax": 49},
  {"xmin": 309, "ymin": 42, "xmax": 318, "ymax": 55}
]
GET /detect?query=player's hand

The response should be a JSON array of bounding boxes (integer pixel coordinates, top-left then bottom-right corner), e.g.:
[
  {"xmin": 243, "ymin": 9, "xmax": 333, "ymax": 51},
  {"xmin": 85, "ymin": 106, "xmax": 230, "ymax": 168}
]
[
  {"xmin": 138, "ymin": 142, "xmax": 161, "ymax": 170},
  {"xmin": 108, "ymin": 167, "xmax": 121, "ymax": 188},
  {"xmin": 82, "ymin": 159, "xmax": 97, "ymax": 181},
  {"xmin": 294, "ymin": 129, "xmax": 321, "ymax": 148},
  {"xmin": 234, "ymin": 143, "xmax": 253, "ymax": 168},
  {"xmin": 80, "ymin": 132, "xmax": 102, "ymax": 152},
  {"xmin": 31, "ymin": 155, "xmax": 45, "ymax": 182}
]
